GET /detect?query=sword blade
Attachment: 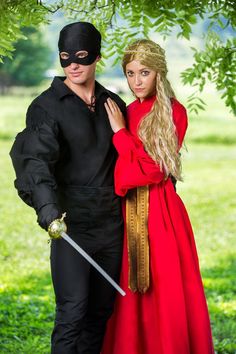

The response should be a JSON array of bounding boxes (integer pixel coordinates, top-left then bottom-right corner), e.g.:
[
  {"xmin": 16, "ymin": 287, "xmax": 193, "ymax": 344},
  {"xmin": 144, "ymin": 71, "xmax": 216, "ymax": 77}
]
[{"xmin": 61, "ymin": 231, "xmax": 126, "ymax": 296}]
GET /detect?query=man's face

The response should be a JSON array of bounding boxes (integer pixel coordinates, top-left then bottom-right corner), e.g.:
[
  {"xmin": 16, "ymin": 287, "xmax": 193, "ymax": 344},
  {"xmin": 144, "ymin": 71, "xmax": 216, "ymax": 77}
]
[{"xmin": 62, "ymin": 53, "xmax": 100, "ymax": 85}]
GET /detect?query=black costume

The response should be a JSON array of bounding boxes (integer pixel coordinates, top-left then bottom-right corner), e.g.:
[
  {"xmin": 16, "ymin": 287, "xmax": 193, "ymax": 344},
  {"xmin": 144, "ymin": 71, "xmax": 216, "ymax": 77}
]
[{"xmin": 10, "ymin": 22, "xmax": 126, "ymax": 354}]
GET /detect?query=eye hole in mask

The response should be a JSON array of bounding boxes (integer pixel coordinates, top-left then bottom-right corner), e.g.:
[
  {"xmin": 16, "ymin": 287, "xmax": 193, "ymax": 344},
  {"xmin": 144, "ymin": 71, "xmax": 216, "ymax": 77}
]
[{"xmin": 60, "ymin": 50, "xmax": 89, "ymax": 60}]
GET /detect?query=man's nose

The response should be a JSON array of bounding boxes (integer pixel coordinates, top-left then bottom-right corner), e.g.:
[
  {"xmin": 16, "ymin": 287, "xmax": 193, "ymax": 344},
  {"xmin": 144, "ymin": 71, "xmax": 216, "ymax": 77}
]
[{"xmin": 70, "ymin": 62, "xmax": 80, "ymax": 69}]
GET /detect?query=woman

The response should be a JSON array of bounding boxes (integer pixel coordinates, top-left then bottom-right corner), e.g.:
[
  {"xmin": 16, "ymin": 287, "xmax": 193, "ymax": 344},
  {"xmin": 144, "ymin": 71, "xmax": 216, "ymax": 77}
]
[{"xmin": 102, "ymin": 39, "xmax": 214, "ymax": 354}]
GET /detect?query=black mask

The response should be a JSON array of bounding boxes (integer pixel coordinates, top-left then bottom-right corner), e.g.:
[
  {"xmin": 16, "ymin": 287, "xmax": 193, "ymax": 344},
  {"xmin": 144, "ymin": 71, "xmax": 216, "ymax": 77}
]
[{"xmin": 58, "ymin": 22, "xmax": 101, "ymax": 67}]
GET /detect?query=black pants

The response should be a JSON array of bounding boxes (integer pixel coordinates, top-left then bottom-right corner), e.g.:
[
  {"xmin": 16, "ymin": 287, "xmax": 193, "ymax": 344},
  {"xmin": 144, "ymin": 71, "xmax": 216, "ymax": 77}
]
[{"xmin": 50, "ymin": 187, "xmax": 123, "ymax": 354}]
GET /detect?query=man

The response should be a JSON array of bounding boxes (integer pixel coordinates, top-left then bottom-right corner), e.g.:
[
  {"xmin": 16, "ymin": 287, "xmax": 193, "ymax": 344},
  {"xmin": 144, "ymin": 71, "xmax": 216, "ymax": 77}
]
[{"xmin": 10, "ymin": 22, "xmax": 125, "ymax": 354}]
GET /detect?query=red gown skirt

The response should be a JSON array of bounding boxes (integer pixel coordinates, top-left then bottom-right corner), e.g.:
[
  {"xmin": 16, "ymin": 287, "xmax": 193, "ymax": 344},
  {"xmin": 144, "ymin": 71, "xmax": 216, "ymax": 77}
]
[{"xmin": 101, "ymin": 178, "xmax": 214, "ymax": 354}]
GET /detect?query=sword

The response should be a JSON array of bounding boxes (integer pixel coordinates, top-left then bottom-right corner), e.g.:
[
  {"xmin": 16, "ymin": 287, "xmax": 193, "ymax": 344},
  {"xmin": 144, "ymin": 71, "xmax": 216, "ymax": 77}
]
[{"xmin": 48, "ymin": 213, "xmax": 126, "ymax": 297}]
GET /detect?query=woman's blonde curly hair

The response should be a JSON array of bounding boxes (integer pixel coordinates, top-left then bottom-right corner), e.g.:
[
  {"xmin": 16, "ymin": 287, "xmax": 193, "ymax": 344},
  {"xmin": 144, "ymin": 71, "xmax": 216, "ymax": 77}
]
[{"xmin": 122, "ymin": 39, "xmax": 182, "ymax": 181}]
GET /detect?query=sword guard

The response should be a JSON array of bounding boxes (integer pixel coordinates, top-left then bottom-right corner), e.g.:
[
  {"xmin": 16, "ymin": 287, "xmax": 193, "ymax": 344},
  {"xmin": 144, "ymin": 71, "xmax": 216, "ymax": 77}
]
[{"xmin": 48, "ymin": 212, "xmax": 67, "ymax": 239}]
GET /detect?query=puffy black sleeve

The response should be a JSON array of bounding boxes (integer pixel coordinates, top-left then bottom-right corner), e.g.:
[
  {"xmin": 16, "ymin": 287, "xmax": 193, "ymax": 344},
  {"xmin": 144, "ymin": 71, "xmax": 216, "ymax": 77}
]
[{"xmin": 9, "ymin": 103, "xmax": 60, "ymax": 212}]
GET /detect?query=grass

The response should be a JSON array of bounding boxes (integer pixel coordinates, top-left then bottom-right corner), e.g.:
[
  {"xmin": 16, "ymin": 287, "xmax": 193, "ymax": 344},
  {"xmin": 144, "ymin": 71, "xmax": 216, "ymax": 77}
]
[{"xmin": 0, "ymin": 90, "xmax": 236, "ymax": 353}]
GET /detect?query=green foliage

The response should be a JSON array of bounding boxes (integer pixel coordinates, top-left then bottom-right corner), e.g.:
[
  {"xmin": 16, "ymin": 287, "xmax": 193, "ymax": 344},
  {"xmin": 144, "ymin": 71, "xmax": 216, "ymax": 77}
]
[
  {"xmin": 0, "ymin": 0, "xmax": 235, "ymax": 113},
  {"xmin": 0, "ymin": 92, "xmax": 236, "ymax": 352},
  {"xmin": 0, "ymin": 0, "xmax": 48, "ymax": 61},
  {"xmin": 181, "ymin": 33, "xmax": 236, "ymax": 115},
  {"xmin": 185, "ymin": 93, "xmax": 207, "ymax": 115},
  {"xmin": 0, "ymin": 27, "xmax": 53, "ymax": 87}
]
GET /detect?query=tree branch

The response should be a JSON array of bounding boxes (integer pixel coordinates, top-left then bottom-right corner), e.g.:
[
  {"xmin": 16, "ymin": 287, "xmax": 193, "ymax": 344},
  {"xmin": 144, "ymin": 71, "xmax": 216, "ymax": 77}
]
[
  {"xmin": 38, "ymin": 0, "xmax": 63, "ymax": 14},
  {"xmin": 67, "ymin": 3, "xmax": 111, "ymax": 14},
  {"xmin": 109, "ymin": 0, "xmax": 116, "ymax": 27}
]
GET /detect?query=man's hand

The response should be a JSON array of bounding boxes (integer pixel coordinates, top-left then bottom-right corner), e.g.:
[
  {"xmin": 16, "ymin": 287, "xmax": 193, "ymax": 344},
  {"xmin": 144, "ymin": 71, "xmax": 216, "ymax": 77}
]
[
  {"xmin": 37, "ymin": 203, "xmax": 60, "ymax": 231},
  {"xmin": 104, "ymin": 97, "xmax": 126, "ymax": 133}
]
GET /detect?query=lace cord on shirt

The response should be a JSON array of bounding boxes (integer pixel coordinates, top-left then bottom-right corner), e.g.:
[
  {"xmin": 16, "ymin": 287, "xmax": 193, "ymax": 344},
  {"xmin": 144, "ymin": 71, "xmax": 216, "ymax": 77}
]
[{"xmin": 87, "ymin": 95, "xmax": 96, "ymax": 112}]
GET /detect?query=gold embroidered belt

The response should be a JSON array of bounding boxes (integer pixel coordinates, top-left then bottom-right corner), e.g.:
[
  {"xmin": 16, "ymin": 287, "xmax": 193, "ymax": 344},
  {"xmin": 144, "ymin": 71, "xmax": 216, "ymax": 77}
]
[{"xmin": 126, "ymin": 185, "xmax": 149, "ymax": 293}]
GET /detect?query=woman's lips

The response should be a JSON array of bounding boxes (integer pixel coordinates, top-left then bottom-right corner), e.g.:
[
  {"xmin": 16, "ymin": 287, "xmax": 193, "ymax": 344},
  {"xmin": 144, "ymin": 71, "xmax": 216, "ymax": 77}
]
[{"xmin": 134, "ymin": 88, "xmax": 144, "ymax": 92}]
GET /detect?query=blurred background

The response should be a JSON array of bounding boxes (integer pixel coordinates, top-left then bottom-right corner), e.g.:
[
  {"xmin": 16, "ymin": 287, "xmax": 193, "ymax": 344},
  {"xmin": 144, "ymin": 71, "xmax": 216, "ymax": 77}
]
[{"xmin": 0, "ymin": 3, "xmax": 235, "ymax": 353}]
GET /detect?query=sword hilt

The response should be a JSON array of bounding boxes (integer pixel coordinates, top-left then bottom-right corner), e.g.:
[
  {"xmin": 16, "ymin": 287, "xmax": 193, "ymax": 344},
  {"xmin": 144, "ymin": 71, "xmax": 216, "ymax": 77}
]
[{"xmin": 48, "ymin": 212, "xmax": 67, "ymax": 239}]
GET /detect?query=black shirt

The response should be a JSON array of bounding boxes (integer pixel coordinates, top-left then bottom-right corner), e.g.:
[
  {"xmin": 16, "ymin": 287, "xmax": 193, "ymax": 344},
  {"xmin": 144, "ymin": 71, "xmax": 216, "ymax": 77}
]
[{"xmin": 10, "ymin": 77, "xmax": 126, "ymax": 212}]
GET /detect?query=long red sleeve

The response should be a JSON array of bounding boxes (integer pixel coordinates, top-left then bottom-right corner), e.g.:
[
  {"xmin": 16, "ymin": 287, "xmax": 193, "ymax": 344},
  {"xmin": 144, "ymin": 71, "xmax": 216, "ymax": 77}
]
[
  {"xmin": 113, "ymin": 129, "xmax": 165, "ymax": 196},
  {"xmin": 113, "ymin": 97, "xmax": 188, "ymax": 196}
]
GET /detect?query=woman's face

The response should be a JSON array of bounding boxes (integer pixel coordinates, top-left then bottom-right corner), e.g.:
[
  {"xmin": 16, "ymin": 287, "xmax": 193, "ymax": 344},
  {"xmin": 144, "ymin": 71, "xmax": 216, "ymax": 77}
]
[{"xmin": 125, "ymin": 60, "xmax": 157, "ymax": 102}]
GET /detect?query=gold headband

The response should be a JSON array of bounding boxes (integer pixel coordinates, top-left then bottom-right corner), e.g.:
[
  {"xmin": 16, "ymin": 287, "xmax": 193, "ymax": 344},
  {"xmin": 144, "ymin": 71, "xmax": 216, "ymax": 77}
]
[{"xmin": 124, "ymin": 49, "xmax": 164, "ymax": 58}]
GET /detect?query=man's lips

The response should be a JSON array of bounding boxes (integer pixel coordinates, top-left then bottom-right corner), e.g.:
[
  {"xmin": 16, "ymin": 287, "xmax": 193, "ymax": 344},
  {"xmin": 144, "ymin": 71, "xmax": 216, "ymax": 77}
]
[{"xmin": 70, "ymin": 72, "xmax": 83, "ymax": 76}]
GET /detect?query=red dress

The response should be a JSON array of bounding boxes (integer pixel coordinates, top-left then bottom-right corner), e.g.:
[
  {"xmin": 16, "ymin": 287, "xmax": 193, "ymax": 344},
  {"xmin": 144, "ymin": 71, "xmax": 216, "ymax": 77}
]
[{"xmin": 102, "ymin": 96, "xmax": 214, "ymax": 354}]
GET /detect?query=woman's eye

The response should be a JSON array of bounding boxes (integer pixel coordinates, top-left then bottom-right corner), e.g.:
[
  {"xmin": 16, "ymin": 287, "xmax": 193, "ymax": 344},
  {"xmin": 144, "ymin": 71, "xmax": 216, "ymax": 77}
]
[
  {"xmin": 141, "ymin": 71, "xmax": 150, "ymax": 76},
  {"xmin": 60, "ymin": 52, "xmax": 69, "ymax": 60},
  {"xmin": 126, "ymin": 71, "xmax": 134, "ymax": 77},
  {"xmin": 75, "ymin": 51, "xmax": 88, "ymax": 59}
]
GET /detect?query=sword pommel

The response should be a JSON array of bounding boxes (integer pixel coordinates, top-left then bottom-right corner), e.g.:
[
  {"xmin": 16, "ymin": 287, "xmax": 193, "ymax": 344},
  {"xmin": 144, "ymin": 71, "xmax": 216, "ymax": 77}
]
[{"xmin": 48, "ymin": 213, "xmax": 67, "ymax": 239}]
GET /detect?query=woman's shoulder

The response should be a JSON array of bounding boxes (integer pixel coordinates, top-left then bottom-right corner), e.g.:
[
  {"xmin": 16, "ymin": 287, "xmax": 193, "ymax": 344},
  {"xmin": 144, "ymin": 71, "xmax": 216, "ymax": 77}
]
[{"xmin": 171, "ymin": 98, "xmax": 187, "ymax": 114}]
